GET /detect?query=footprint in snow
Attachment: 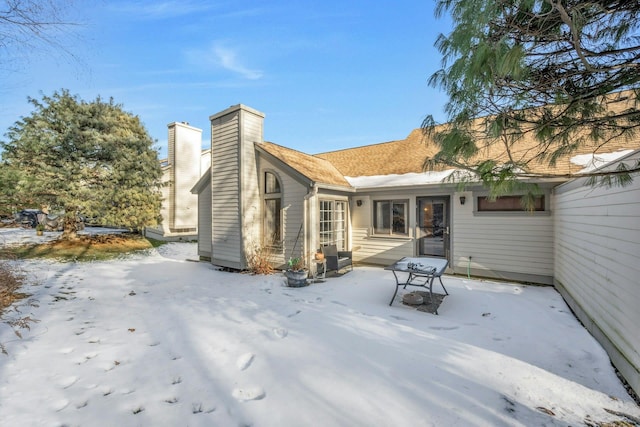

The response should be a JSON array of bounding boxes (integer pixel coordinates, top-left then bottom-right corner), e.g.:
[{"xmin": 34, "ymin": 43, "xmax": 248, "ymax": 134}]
[
  {"xmin": 287, "ymin": 310, "xmax": 301, "ymax": 318},
  {"xmin": 389, "ymin": 315, "xmax": 409, "ymax": 321},
  {"xmin": 428, "ymin": 326, "xmax": 459, "ymax": 331},
  {"xmin": 232, "ymin": 386, "xmax": 266, "ymax": 402},
  {"xmin": 59, "ymin": 376, "xmax": 79, "ymax": 389},
  {"xmin": 273, "ymin": 328, "xmax": 288, "ymax": 339},
  {"xmin": 52, "ymin": 399, "xmax": 70, "ymax": 412},
  {"xmin": 236, "ymin": 353, "xmax": 255, "ymax": 371}
]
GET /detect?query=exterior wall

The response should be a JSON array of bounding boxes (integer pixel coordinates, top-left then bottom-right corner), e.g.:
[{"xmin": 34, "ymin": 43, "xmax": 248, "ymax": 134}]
[
  {"xmin": 209, "ymin": 105, "xmax": 264, "ymax": 270},
  {"xmin": 350, "ymin": 186, "xmax": 555, "ymax": 284},
  {"xmin": 198, "ymin": 174, "xmax": 212, "ymax": 259},
  {"xmin": 350, "ymin": 188, "xmax": 453, "ymax": 266},
  {"xmin": 146, "ymin": 123, "xmax": 203, "ymax": 241},
  {"xmin": 169, "ymin": 122, "xmax": 202, "ymax": 233},
  {"xmin": 553, "ymin": 151, "xmax": 640, "ymax": 397},
  {"xmin": 256, "ymin": 156, "xmax": 308, "ymax": 268},
  {"xmin": 451, "ymin": 188, "xmax": 555, "ymax": 284}
]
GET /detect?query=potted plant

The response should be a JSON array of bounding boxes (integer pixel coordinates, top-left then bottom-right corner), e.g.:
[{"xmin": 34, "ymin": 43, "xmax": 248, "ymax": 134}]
[
  {"xmin": 285, "ymin": 257, "xmax": 308, "ymax": 287},
  {"xmin": 35, "ymin": 223, "xmax": 45, "ymax": 236}
]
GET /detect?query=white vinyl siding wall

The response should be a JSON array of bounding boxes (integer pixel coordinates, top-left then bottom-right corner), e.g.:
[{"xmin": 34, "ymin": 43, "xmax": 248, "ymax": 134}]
[
  {"xmin": 239, "ymin": 113, "xmax": 262, "ymax": 268},
  {"xmin": 351, "ymin": 188, "xmax": 554, "ymax": 284},
  {"xmin": 451, "ymin": 190, "xmax": 554, "ymax": 284},
  {"xmin": 210, "ymin": 112, "xmax": 242, "ymax": 267},
  {"xmin": 209, "ymin": 105, "xmax": 264, "ymax": 270},
  {"xmin": 198, "ymin": 175, "xmax": 212, "ymax": 258},
  {"xmin": 350, "ymin": 192, "xmax": 423, "ymax": 266},
  {"xmin": 258, "ymin": 157, "xmax": 307, "ymax": 267},
  {"xmin": 169, "ymin": 123, "xmax": 201, "ymax": 232},
  {"xmin": 553, "ymin": 152, "xmax": 640, "ymax": 396}
]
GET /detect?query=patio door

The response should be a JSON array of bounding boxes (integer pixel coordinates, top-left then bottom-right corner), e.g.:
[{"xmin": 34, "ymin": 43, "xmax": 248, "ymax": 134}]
[{"xmin": 417, "ymin": 197, "xmax": 450, "ymax": 260}]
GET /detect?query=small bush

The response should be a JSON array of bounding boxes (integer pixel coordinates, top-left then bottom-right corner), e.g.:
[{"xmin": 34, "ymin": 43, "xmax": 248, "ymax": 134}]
[
  {"xmin": 247, "ymin": 244, "xmax": 277, "ymax": 275},
  {"xmin": 0, "ymin": 249, "xmax": 38, "ymax": 355}
]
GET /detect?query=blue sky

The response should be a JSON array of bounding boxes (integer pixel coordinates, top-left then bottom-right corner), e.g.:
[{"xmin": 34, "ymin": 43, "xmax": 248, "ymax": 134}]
[{"xmin": 0, "ymin": 0, "xmax": 452, "ymax": 158}]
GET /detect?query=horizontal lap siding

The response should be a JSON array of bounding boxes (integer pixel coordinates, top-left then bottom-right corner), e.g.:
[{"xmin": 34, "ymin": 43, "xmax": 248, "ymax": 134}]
[
  {"xmin": 258, "ymin": 157, "xmax": 307, "ymax": 265},
  {"xmin": 240, "ymin": 113, "xmax": 262, "ymax": 267},
  {"xmin": 352, "ymin": 227, "xmax": 414, "ymax": 265},
  {"xmin": 211, "ymin": 113, "xmax": 241, "ymax": 265},
  {"xmin": 350, "ymin": 193, "xmax": 417, "ymax": 265},
  {"xmin": 452, "ymin": 202, "xmax": 554, "ymax": 278},
  {"xmin": 198, "ymin": 176, "xmax": 212, "ymax": 257},
  {"xmin": 554, "ymin": 162, "xmax": 640, "ymax": 395}
]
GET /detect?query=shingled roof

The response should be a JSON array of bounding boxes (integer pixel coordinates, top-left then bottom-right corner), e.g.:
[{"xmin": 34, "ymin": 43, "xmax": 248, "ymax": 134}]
[
  {"xmin": 317, "ymin": 112, "xmax": 640, "ymax": 179},
  {"xmin": 261, "ymin": 92, "xmax": 640, "ymax": 183},
  {"xmin": 257, "ymin": 141, "xmax": 351, "ymax": 187}
]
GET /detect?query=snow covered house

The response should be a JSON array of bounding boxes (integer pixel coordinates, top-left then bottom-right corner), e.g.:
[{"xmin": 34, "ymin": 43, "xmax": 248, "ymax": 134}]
[
  {"xmin": 189, "ymin": 102, "xmax": 639, "ymax": 395},
  {"xmin": 145, "ymin": 121, "xmax": 210, "ymax": 241},
  {"xmin": 191, "ymin": 103, "xmax": 638, "ymax": 283}
]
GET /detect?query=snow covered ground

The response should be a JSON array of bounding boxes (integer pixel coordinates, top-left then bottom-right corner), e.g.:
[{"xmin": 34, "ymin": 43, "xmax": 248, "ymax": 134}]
[{"xmin": 0, "ymin": 228, "xmax": 638, "ymax": 426}]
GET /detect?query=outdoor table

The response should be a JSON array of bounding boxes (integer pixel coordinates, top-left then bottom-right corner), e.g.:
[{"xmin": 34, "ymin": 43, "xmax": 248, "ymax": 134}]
[{"xmin": 384, "ymin": 257, "xmax": 449, "ymax": 314}]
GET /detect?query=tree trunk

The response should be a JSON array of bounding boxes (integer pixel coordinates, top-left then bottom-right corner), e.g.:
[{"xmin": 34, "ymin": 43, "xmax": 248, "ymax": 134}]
[{"xmin": 61, "ymin": 206, "xmax": 78, "ymax": 240}]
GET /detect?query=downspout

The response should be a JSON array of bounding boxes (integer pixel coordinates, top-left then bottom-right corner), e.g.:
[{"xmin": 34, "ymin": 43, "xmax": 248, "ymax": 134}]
[{"xmin": 303, "ymin": 183, "xmax": 319, "ymax": 268}]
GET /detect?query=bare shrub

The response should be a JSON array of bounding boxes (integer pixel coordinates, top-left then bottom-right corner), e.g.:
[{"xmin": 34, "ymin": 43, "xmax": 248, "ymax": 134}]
[
  {"xmin": 0, "ymin": 248, "xmax": 39, "ymax": 355},
  {"xmin": 247, "ymin": 244, "xmax": 277, "ymax": 275}
]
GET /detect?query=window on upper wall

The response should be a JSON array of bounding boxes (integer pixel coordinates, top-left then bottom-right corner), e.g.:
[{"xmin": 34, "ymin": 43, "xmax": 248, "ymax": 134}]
[
  {"xmin": 319, "ymin": 200, "xmax": 347, "ymax": 250},
  {"xmin": 263, "ymin": 172, "xmax": 282, "ymax": 246},
  {"xmin": 373, "ymin": 200, "xmax": 408, "ymax": 235},
  {"xmin": 477, "ymin": 195, "xmax": 545, "ymax": 212}
]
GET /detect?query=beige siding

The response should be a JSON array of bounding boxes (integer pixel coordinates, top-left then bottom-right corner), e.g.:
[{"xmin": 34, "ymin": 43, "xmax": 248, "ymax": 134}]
[
  {"xmin": 169, "ymin": 123, "xmax": 201, "ymax": 232},
  {"xmin": 240, "ymin": 112, "xmax": 262, "ymax": 264},
  {"xmin": 451, "ymin": 190, "xmax": 554, "ymax": 283},
  {"xmin": 257, "ymin": 157, "xmax": 308, "ymax": 267},
  {"xmin": 211, "ymin": 111, "xmax": 242, "ymax": 267},
  {"xmin": 198, "ymin": 176, "xmax": 212, "ymax": 258},
  {"xmin": 208, "ymin": 105, "xmax": 265, "ymax": 270},
  {"xmin": 350, "ymin": 190, "xmax": 432, "ymax": 265},
  {"xmin": 553, "ymin": 152, "xmax": 640, "ymax": 396},
  {"xmin": 350, "ymin": 188, "xmax": 554, "ymax": 283}
]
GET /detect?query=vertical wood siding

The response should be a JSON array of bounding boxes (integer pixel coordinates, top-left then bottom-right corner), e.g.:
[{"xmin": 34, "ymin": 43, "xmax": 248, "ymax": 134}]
[{"xmin": 554, "ymin": 155, "xmax": 640, "ymax": 396}]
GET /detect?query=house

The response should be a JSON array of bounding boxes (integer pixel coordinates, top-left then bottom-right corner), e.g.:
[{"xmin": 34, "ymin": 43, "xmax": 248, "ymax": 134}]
[
  {"xmin": 145, "ymin": 121, "xmax": 210, "ymax": 241},
  {"xmin": 191, "ymin": 103, "xmax": 638, "ymax": 283},
  {"xmin": 189, "ymin": 103, "xmax": 639, "ymax": 396}
]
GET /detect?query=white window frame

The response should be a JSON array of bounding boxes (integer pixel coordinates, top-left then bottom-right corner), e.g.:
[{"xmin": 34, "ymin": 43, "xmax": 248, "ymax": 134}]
[{"xmin": 319, "ymin": 199, "xmax": 347, "ymax": 250}]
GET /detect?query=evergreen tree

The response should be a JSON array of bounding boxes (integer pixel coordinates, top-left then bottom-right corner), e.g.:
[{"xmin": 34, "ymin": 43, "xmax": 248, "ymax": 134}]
[
  {"xmin": 423, "ymin": 0, "xmax": 640, "ymax": 201},
  {"xmin": 1, "ymin": 90, "xmax": 163, "ymax": 238}
]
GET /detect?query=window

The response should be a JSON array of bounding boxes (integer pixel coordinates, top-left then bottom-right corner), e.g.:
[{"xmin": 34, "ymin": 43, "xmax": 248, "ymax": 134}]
[
  {"xmin": 265, "ymin": 172, "xmax": 280, "ymax": 194},
  {"xmin": 477, "ymin": 195, "xmax": 545, "ymax": 212},
  {"xmin": 373, "ymin": 200, "xmax": 408, "ymax": 235},
  {"xmin": 319, "ymin": 200, "xmax": 347, "ymax": 250},
  {"xmin": 263, "ymin": 172, "xmax": 282, "ymax": 246}
]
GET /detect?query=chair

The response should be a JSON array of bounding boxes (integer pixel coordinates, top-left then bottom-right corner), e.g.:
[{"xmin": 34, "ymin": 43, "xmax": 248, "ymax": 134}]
[{"xmin": 321, "ymin": 244, "xmax": 353, "ymax": 274}]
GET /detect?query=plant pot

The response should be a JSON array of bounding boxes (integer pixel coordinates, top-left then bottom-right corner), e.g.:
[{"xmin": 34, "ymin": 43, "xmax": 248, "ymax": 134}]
[
  {"xmin": 314, "ymin": 253, "xmax": 324, "ymax": 261},
  {"xmin": 285, "ymin": 269, "xmax": 309, "ymax": 287},
  {"xmin": 36, "ymin": 230, "xmax": 43, "ymax": 236}
]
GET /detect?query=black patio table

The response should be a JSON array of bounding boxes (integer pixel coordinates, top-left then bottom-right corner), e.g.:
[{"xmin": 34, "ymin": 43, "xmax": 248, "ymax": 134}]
[{"xmin": 384, "ymin": 257, "xmax": 449, "ymax": 314}]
